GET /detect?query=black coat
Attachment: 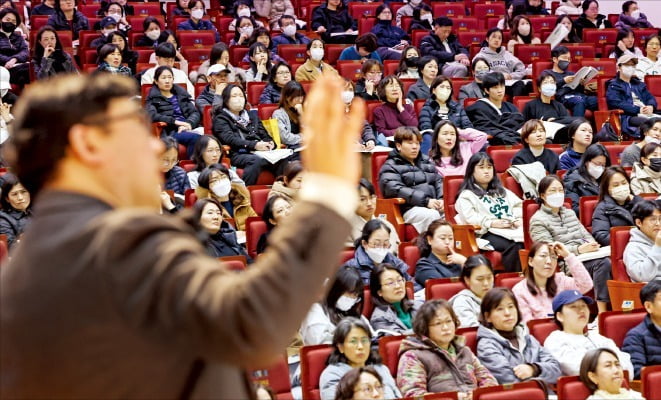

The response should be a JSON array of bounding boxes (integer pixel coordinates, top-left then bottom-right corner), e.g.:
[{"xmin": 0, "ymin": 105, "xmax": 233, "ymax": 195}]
[
  {"xmin": 310, "ymin": 4, "xmax": 356, "ymax": 42},
  {"xmin": 145, "ymin": 85, "xmax": 200, "ymax": 135},
  {"xmin": 0, "ymin": 208, "xmax": 31, "ymax": 248},
  {"xmin": 212, "ymin": 109, "xmax": 273, "ymax": 153},
  {"xmin": 47, "ymin": 11, "xmax": 89, "ymax": 40},
  {"xmin": 378, "ymin": 150, "xmax": 443, "ymax": 214},
  {"xmin": 592, "ymin": 194, "xmax": 642, "ymax": 246},
  {"xmin": 465, "ymin": 99, "xmax": 524, "ymax": 145},
  {"xmin": 418, "ymin": 98, "xmax": 473, "ymax": 133},
  {"xmin": 563, "ymin": 167, "xmax": 600, "ymax": 216},
  {"xmin": 205, "ymin": 221, "xmax": 253, "ymax": 263},
  {"xmin": 419, "ymin": 33, "xmax": 468, "ymax": 65},
  {"xmin": 511, "ymin": 147, "xmax": 560, "ymax": 174}
]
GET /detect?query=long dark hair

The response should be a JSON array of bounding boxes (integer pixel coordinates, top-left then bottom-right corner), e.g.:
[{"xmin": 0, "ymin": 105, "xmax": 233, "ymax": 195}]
[
  {"xmin": 429, "ymin": 121, "xmax": 463, "ymax": 167},
  {"xmin": 248, "ymin": 42, "xmax": 272, "ymax": 77},
  {"xmin": 598, "ymin": 165, "xmax": 632, "ymax": 202},
  {"xmin": 323, "ymin": 266, "xmax": 365, "ymax": 325},
  {"xmin": 0, "ymin": 173, "xmax": 30, "ymax": 212},
  {"xmin": 567, "ymin": 117, "xmax": 593, "ymax": 149},
  {"xmin": 369, "ymin": 263, "xmax": 413, "ymax": 312},
  {"xmin": 613, "ymin": 28, "xmax": 636, "ymax": 59},
  {"xmin": 191, "ymin": 135, "xmax": 223, "ymax": 171},
  {"xmin": 327, "ymin": 317, "xmax": 381, "ymax": 365},
  {"xmin": 460, "ymin": 254, "xmax": 493, "ymax": 289},
  {"xmin": 417, "ymin": 219, "xmax": 452, "ymax": 258},
  {"xmin": 525, "ymin": 241, "xmax": 559, "ymax": 297},
  {"xmin": 262, "ymin": 194, "xmax": 291, "ymax": 231},
  {"xmin": 510, "ymin": 15, "xmax": 534, "ymax": 44},
  {"xmin": 355, "ymin": 218, "xmax": 391, "ymax": 249},
  {"xmin": 396, "ymin": 45, "xmax": 419, "ymax": 75},
  {"xmin": 457, "ymin": 152, "xmax": 506, "ymax": 199},
  {"xmin": 577, "ymin": 143, "xmax": 611, "ymax": 182},
  {"xmin": 33, "ymin": 25, "xmax": 63, "ymax": 62},
  {"xmin": 278, "ymin": 80, "xmax": 305, "ymax": 124}
]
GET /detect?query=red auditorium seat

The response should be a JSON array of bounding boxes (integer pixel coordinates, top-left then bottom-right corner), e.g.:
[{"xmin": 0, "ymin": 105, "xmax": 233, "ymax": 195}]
[
  {"xmin": 300, "ymin": 344, "xmax": 332, "ymax": 400},
  {"xmin": 277, "ymin": 44, "xmax": 308, "ymax": 65},
  {"xmin": 247, "ymin": 81, "xmax": 268, "ymax": 106},
  {"xmin": 582, "ymin": 29, "xmax": 618, "ymax": 56},
  {"xmin": 246, "ymin": 217, "xmax": 267, "ymax": 259},
  {"xmin": 425, "ymin": 277, "xmax": 467, "ymax": 301},
  {"xmin": 258, "ymin": 104, "xmax": 279, "ymax": 120},
  {"xmin": 472, "ymin": 2, "xmax": 506, "ymax": 20},
  {"xmin": 411, "ymin": 29, "xmax": 427, "ymax": 47},
  {"xmin": 325, "ymin": 44, "xmax": 350, "ymax": 66},
  {"xmin": 598, "ymin": 309, "xmax": 646, "ymax": 347},
  {"xmin": 432, "ymin": 2, "xmax": 465, "ymax": 18},
  {"xmin": 528, "ymin": 16, "xmax": 556, "ymax": 32},
  {"xmin": 641, "ymin": 365, "xmax": 661, "ymax": 400},
  {"xmin": 184, "ymin": 188, "xmax": 197, "ymax": 207},
  {"xmin": 178, "ymin": 31, "xmax": 216, "ymax": 48},
  {"xmin": 249, "ymin": 355, "xmax": 294, "ymax": 400},
  {"xmin": 442, "ymin": 175, "xmax": 464, "ymax": 223},
  {"xmin": 248, "ymin": 186, "xmax": 271, "ymax": 216},
  {"xmin": 513, "ymin": 44, "xmax": 551, "ymax": 66},
  {"xmin": 456, "ymin": 326, "xmax": 478, "ymax": 353},
  {"xmin": 607, "ymin": 280, "xmax": 645, "ymax": 311},
  {"xmin": 347, "ymin": 2, "xmax": 380, "ymax": 19},
  {"xmin": 527, "ymin": 317, "xmax": 557, "ymax": 345},
  {"xmin": 398, "ymin": 243, "xmax": 420, "ymax": 277},
  {"xmin": 357, "ymin": 17, "xmax": 376, "ymax": 35},
  {"xmin": 579, "ymin": 196, "xmax": 598, "ymax": 233},
  {"xmin": 610, "ymin": 225, "xmax": 634, "ymax": 282},
  {"xmin": 452, "ymin": 17, "xmax": 479, "ymax": 31},
  {"xmin": 473, "ymin": 381, "xmax": 547, "ymax": 400},
  {"xmin": 494, "ymin": 272, "xmax": 524, "ymax": 290},
  {"xmin": 378, "ymin": 334, "xmax": 407, "ymax": 377},
  {"xmin": 486, "ymin": 145, "xmax": 523, "ymax": 174},
  {"xmin": 565, "ymin": 44, "xmax": 596, "ymax": 61},
  {"xmin": 557, "ymin": 374, "xmax": 630, "ymax": 400},
  {"xmin": 218, "ymin": 255, "xmax": 248, "ymax": 272},
  {"xmin": 457, "ymin": 30, "xmax": 488, "ymax": 47},
  {"xmin": 336, "ymin": 60, "xmax": 363, "ymax": 82},
  {"xmin": 132, "ymin": 3, "xmax": 161, "ymax": 17}
]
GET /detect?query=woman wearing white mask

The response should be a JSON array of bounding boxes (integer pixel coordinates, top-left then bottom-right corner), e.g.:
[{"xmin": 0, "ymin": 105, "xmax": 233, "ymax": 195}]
[
  {"xmin": 294, "ymin": 38, "xmax": 339, "ymax": 82},
  {"xmin": 135, "ymin": 17, "xmax": 168, "ymax": 47},
  {"xmin": 506, "ymin": 15, "xmax": 541, "ymax": 54},
  {"xmin": 227, "ymin": 0, "xmax": 265, "ymax": 31},
  {"xmin": 407, "ymin": 3, "xmax": 432, "ymax": 34},
  {"xmin": 622, "ymin": 118, "xmax": 661, "ymax": 167},
  {"xmin": 343, "ymin": 219, "xmax": 421, "ymax": 292},
  {"xmin": 511, "ymin": 120, "xmax": 560, "ymax": 174},
  {"xmin": 529, "ymin": 175, "xmax": 610, "ymax": 313},
  {"xmin": 230, "ymin": 16, "xmax": 257, "ymax": 46},
  {"xmin": 458, "ymin": 58, "xmax": 489, "ymax": 103},
  {"xmin": 99, "ymin": 1, "xmax": 130, "ymax": 33},
  {"xmin": 592, "ymin": 166, "xmax": 644, "ymax": 246},
  {"xmin": 631, "ymin": 142, "xmax": 661, "ymax": 195},
  {"xmin": 195, "ymin": 163, "xmax": 257, "ymax": 232},
  {"xmin": 177, "ymin": 0, "xmax": 220, "ymax": 42},
  {"xmin": 299, "ymin": 266, "xmax": 374, "ymax": 346},
  {"xmin": 564, "ymin": 143, "xmax": 611, "ymax": 216},
  {"xmin": 193, "ymin": 198, "xmax": 253, "ymax": 262},
  {"xmin": 342, "ymin": 80, "xmax": 377, "ymax": 150},
  {"xmin": 522, "ymin": 72, "xmax": 576, "ymax": 144}
]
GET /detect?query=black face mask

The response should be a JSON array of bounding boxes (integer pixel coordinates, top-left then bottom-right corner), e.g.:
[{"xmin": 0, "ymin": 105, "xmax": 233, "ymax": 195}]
[
  {"xmin": 405, "ymin": 56, "xmax": 419, "ymax": 68},
  {"xmin": 1, "ymin": 22, "xmax": 16, "ymax": 33},
  {"xmin": 558, "ymin": 60, "xmax": 570, "ymax": 71},
  {"xmin": 649, "ymin": 158, "xmax": 661, "ymax": 172}
]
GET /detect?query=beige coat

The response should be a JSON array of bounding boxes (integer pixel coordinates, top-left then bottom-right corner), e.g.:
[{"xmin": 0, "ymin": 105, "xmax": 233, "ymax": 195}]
[
  {"xmin": 630, "ymin": 162, "xmax": 661, "ymax": 195},
  {"xmin": 294, "ymin": 59, "xmax": 338, "ymax": 82},
  {"xmin": 0, "ymin": 191, "xmax": 350, "ymax": 399}
]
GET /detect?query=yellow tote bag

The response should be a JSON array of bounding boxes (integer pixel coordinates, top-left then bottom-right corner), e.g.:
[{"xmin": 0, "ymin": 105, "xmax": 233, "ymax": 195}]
[{"xmin": 262, "ymin": 118, "xmax": 281, "ymax": 148}]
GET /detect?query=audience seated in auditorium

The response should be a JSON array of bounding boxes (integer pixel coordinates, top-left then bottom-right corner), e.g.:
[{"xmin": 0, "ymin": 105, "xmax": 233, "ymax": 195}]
[
  {"xmin": 0, "ymin": 174, "xmax": 31, "ymax": 249},
  {"xmin": 631, "ymin": 143, "xmax": 661, "ymax": 195},
  {"xmin": 334, "ymin": 366, "xmax": 385, "ymax": 400},
  {"xmin": 96, "ymin": 44, "xmax": 132, "ymax": 77},
  {"xmin": 106, "ymin": 32, "xmax": 138, "ymax": 75},
  {"xmin": 230, "ymin": 16, "xmax": 258, "ymax": 46},
  {"xmin": 191, "ymin": 43, "xmax": 246, "ymax": 85},
  {"xmin": 272, "ymin": 15, "xmax": 311, "ymax": 46},
  {"xmin": 615, "ymin": 0, "xmax": 654, "ymax": 30},
  {"xmin": 523, "ymin": 74, "xmax": 576, "ymax": 143},
  {"xmin": 419, "ymin": 17, "xmax": 469, "ymax": 78},
  {"xmin": 511, "ymin": 120, "xmax": 561, "ymax": 174},
  {"xmin": 310, "ymin": 0, "xmax": 356, "ymax": 45},
  {"xmin": 622, "ymin": 279, "xmax": 661, "ymax": 379},
  {"xmin": 31, "ymin": 0, "xmax": 56, "ymax": 16},
  {"xmin": 176, "ymin": 0, "xmax": 220, "ymax": 41},
  {"xmin": 47, "ymin": 0, "xmax": 89, "ymax": 40},
  {"xmin": 406, "ymin": 57, "xmax": 438, "ymax": 102},
  {"xmin": 354, "ymin": 60, "xmax": 382, "ymax": 102},
  {"xmin": 195, "ymin": 64, "xmax": 229, "ymax": 111},
  {"xmin": 344, "ymin": 219, "xmax": 415, "ymax": 288},
  {"xmin": 371, "ymin": 5, "xmax": 408, "ymax": 50},
  {"xmin": 455, "ymin": 153, "xmax": 524, "ymax": 272},
  {"xmin": 341, "ymin": 80, "xmax": 377, "ymax": 149},
  {"xmin": 227, "ymin": 1, "xmax": 265, "ymax": 32},
  {"xmin": 161, "ymin": 137, "xmax": 190, "ymax": 197},
  {"xmin": 609, "ymin": 27, "xmax": 644, "ymax": 60},
  {"xmin": 299, "ymin": 266, "xmax": 372, "ymax": 346},
  {"xmin": 592, "ymin": 166, "xmax": 643, "ymax": 246},
  {"xmin": 407, "ymin": 3, "xmax": 433, "ymax": 34},
  {"xmin": 622, "ymin": 118, "xmax": 661, "ymax": 167},
  {"xmin": 512, "ymin": 241, "xmax": 593, "ymax": 322},
  {"xmin": 254, "ymin": 0, "xmax": 298, "ymax": 31},
  {"xmin": 530, "ymin": 175, "xmax": 611, "ymax": 313},
  {"xmin": 396, "ymin": 46, "xmax": 421, "ymax": 80},
  {"xmin": 268, "ymin": 160, "xmax": 302, "ymax": 203},
  {"xmin": 135, "ymin": 16, "xmax": 169, "ymax": 48},
  {"xmin": 369, "ymin": 263, "xmax": 420, "ymax": 335},
  {"xmin": 397, "ymin": 299, "xmax": 497, "ymax": 398},
  {"xmin": 428, "ymin": 121, "xmax": 487, "ymax": 178},
  {"xmin": 0, "ymin": 8, "xmax": 29, "ymax": 85},
  {"xmin": 339, "ymin": 33, "xmax": 381, "ymax": 63},
  {"xmin": 415, "ymin": 220, "xmax": 466, "ymax": 287},
  {"xmin": 545, "ymin": 46, "xmax": 598, "ymax": 118},
  {"xmin": 545, "ymin": 290, "xmax": 633, "ymax": 377},
  {"xmin": 450, "ymin": 255, "xmax": 495, "ymax": 329},
  {"xmin": 506, "ymin": 15, "xmax": 541, "ymax": 54},
  {"xmin": 295, "ymin": 39, "xmax": 339, "ymax": 82},
  {"xmin": 187, "ymin": 136, "xmax": 243, "ymax": 189},
  {"xmin": 245, "ymin": 43, "xmax": 274, "ymax": 83},
  {"xmin": 142, "ymin": 43, "xmax": 194, "ymax": 98},
  {"xmin": 256, "ymin": 194, "xmax": 292, "ymax": 254},
  {"xmin": 30, "ymin": 26, "xmax": 77, "ymax": 80},
  {"xmin": 573, "ymin": 0, "xmax": 613, "ymax": 38},
  {"xmin": 465, "ymin": 72, "xmax": 524, "ymax": 145},
  {"xmin": 395, "ymin": 0, "xmax": 422, "ymax": 28},
  {"xmin": 172, "ymin": 0, "xmax": 190, "ymax": 17},
  {"xmin": 564, "ymin": 143, "xmax": 611, "ymax": 216},
  {"xmin": 580, "ymin": 348, "xmax": 644, "ymax": 400},
  {"xmin": 374, "ymin": 78, "xmax": 418, "ymax": 138},
  {"xmin": 193, "ymin": 197, "xmax": 252, "ymax": 261},
  {"xmin": 346, "ymin": 179, "xmax": 399, "ymax": 252},
  {"xmin": 240, "ymin": 28, "xmax": 285, "ymax": 65},
  {"xmin": 458, "ymin": 58, "xmax": 489, "ymax": 103},
  {"xmin": 624, "ymin": 200, "xmax": 661, "ymax": 282},
  {"xmin": 272, "ymin": 80, "xmax": 305, "ymax": 148},
  {"xmin": 636, "ymin": 35, "xmax": 661, "ymax": 79},
  {"xmin": 320, "ymin": 318, "xmax": 400, "ymax": 400},
  {"xmin": 555, "ymin": 14, "xmax": 583, "ymax": 44},
  {"xmin": 476, "ymin": 287, "xmax": 562, "ymax": 385},
  {"xmin": 559, "ymin": 118, "xmax": 595, "ymax": 171},
  {"xmin": 379, "ymin": 127, "xmax": 442, "ymax": 233}
]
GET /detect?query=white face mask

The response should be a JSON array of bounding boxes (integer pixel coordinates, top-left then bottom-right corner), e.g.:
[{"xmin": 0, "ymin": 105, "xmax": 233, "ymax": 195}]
[
  {"xmin": 210, "ymin": 179, "xmax": 231, "ymax": 197},
  {"xmin": 341, "ymin": 90, "xmax": 354, "ymax": 104},
  {"xmin": 283, "ymin": 24, "xmax": 297, "ymax": 37},
  {"xmin": 541, "ymin": 83, "xmax": 556, "ymax": 97},
  {"xmin": 646, "ymin": 136, "xmax": 660, "ymax": 144},
  {"xmin": 421, "ymin": 13, "xmax": 433, "ymax": 23},
  {"xmin": 237, "ymin": 8, "xmax": 251, "ymax": 18},
  {"xmin": 310, "ymin": 48, "xmax": 324, "ymax": 61},
  {"xmin": 587, "ymin": 163, "xmax": 604, "ymax": 179},
  {"xmin": 631, "ymin": 10, "xmax": 641, "ymax": 19},
  {"xmin": 435, "ymin": 88, "xmax": 451, "ymax": 102},
  {"xmin": 518, "ymin": 24, "xmax": 531, "ymax": 36},
  {"xmin": 229, "ymin": 97, "xmax": 245, "ymax": 111},
  {"xmin": 620, "ymin": 65, "xmax": 636, "ymax": 79},
  {"xmin": 146, "ymin": 29, "xmax": 161, "ymax": 41},
  {"xmin": 191, "ymin": 8, "xmax": 204, "ymax": 19},
  {"xmin": 545, "ymin": 192, "xmax": 565, "ymax": 208},
  {"xmin": 108, "ymin": 13, "xmax": 121, "ymax": 23},
  {"xmin": 365, "ymin": 247, "xmax": 389, "ymax": 263},
  {"xmin": 241, "ymin": 26, "xmax": 254, "ymax": 37},
  {"xmin": 336, "ymin": 295, "xmax": 359, "ymax": 312},
  {"xmin": 610, "ymin": 184, "xmax": 631, "ymax": 202}
]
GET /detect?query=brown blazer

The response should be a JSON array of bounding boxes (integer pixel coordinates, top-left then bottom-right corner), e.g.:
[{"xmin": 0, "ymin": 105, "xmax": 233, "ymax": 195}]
[
  {"xmin": 294, "ymin": 59, "xmax": 339, "ymax": 82},
  {"xmin": 0, "ymin": 190, "xmax": 350, "ymax": 399}
]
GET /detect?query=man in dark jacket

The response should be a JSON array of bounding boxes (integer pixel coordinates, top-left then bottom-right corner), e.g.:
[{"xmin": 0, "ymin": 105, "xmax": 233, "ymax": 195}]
[
  {"xmin": 195, "ymin": 64, "xmax": 229, "ymax": 111},
  {"xmin": 379, "ymin": 126, "xmax": 443, "ymax": 234},
  {"xmin": 0, "ymin": 9, "xmax": 29, "ymax": 85},
  {"xmin": 606, "ymin": 54, "xmax": 659, "ymax": 139},
  {"xmin": 419, "ymin": 17, "xmax": 469, "ymax": 78},
  {"xmin": 622, "ymin": 280, "xmax": 661, "ymax": 379},
  {"xmin": 272, "ymin": 15, "xmax": 311, "ymax": 46}
]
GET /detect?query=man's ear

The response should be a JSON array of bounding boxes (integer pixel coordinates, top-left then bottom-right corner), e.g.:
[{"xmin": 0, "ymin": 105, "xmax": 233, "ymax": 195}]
[{"xmin": 67, "ymin": 124, "xmax": 107, "ymax": 167}]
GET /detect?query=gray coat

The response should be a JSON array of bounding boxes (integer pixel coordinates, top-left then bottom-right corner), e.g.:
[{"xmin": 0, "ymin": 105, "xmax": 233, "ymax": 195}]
[
  {"xmin": 458, "ymin": 81, "xmax": 484, "ymax": 103},
  {"xmin": 476, "ymin": 324, "xmax": 561, "ymax": 385},
  {"xmin": 407, "ymin": 79, "xmax": 431, "ymax": 101},
  {"xmin": 449, "ymin": 289, "xmax": 482, "ymax": 328},
  {"xmin": 529, "ymin": 204, "xmax": 595, "ymax": 255},
  {"xmin": 623, "ymin": 227, "xmax": 661, "ymax": 282},
  {"xmin": 370, "ymin": 302, "xmax": 419, "ymax": 336},
  {"xmin": 272, "ymin": 107, "xmax": 301, "ymax": 146},
  {"xmin": 320, "ymin": 363, "xmax": 400, "ymax": 400}
]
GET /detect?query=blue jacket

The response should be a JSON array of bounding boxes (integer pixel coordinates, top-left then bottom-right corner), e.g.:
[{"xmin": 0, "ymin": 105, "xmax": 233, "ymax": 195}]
[
  {"xmin": 419, "ymin": 33, "xmax": 468, "ymax": 65},
  {"xmin": 272, "ymin": 32, "xmax": 311, "ymax": 46},
  {"xmin": 370, "ymin": 20, "xmax": 409, "ymax": 48},
  {"xmin": 622, "ymin": 314, "xmax": 661, "ymax": 379},
  {"xmin": 606, "ymin": 76, "xmax": 657, "ymax": 137},
  {"xmin": 164, "ymin": 166, "xmax": 191, "ymax": 196},
  {"xmin": 177, "ymin": 18, "xmax": 220, "ymax": 42},
  {"xmin": 338, "ymin": 45, "xmax": 381, "ymax": 62},
  {"xmin": 558, "ymin": 147, "xmax": 583, "ymax": 171},
  {"xmin": 414, "ymin": 253, "xmax": 461, "ymax": 287},
  {"xmin": 418, "ymin": 98, "xmax": 473, "ymax": 134},
  {"xmin": 343, "ymin": 245, "xmax": 421, "ymax": 291},
  {"xmin": 0, "ymin": 31, "xmax": 29, "ymax": 65},
  {"xmin": 259, "ymin": 83, "xmax": 282, "ymax": 104},
  {"xmin": 47, "ymin": 11, "xmax": 89, "ymax": 40}
]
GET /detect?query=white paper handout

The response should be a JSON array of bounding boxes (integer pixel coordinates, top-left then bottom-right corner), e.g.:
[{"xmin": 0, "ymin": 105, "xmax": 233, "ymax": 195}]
[
  {"xmin": 253, "ymin": 149, "xmax": 294, "ymax": 164},
  {"xmin": 575, "ymin": 245, "xmax": 610, "ymax": 262},
  {"xmin": 564, "ymin": 66, "xmax": 599, "ymax": 90},
  {"xmin": 545, "ymin": 23, "xmax": 570, "ymax": 49}
]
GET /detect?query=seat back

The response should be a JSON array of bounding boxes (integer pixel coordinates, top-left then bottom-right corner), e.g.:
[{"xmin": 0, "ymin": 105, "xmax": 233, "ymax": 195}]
[
  {"xmin": 277, "ymin": 44, "xmax": 308, "ymax": 65},
  {"xmin": 527, "ymin": 16, "xmax": 557, "ymax": 32},
  {"xmin": 184, "ymin": 188, "xmax": 197, "ymax": 207},
  {"xmin": 371, "ymin": 152, "xmax": 391, "ymax": 198},
  {"xmin": 411, "ymin": 29, "xmax": 428, "ymax": 47},
  {"xmin": 218, "ymin": 255, "xmax": 248, "ymax": 272},
  {"xmin": 133, "ymin": 2, "xmax": 161, "ymax": 17},
  {"xmin": 357, "ymin": 17, "xmax": 376, "ymax": 35},
  {"xmin": 258, "ymin": 104, "xmax": 280, "ymax": 120},
  {"xmin": 248, "ymin": 186, "xmax": 271, "ymax": 216},
  {"xmin": 579, "ymin": 196, "xmax": 599, "ymax": 233},
  {"xmin": 456, "ymin": 326, "xmax": 478, "ymax": 353},
  {"xmin": 603, "ymin": 142, "xmax": 632, "ymax": 165},
  {"xmin": 452, "ymin": 16, "xmax": 479, "ymax": 31},
  {"xmin": 425, "ymin": 277, "xmax": 467, "ymax": 301},
  {"xmin": 641, "ymin": 365, "xmax": 661, "ymax": 400},
  {"xmin": 584, "ymin": 58, "xmax": 617, "ymax": 79},
  {"xmin": 557, "ymin": 372, "xmax": 630, "ymax": 400},
  {"xmin": 378, "ymin": 334, "xmax": 407, "ymax": 377},
  {"xmin": 565, "ymin": 44, "xmax": 596, "ymax": 61},
  {"xmin": 513, "ymin": 96, "xmax": 534, "ymax": 113},
  {"xmin": 598, "ymin": 309, "xmax": 646, "ymax": 348},
  {"xmin": 300, "ymin": 344, "xmax": 333, "ymax": 400},
  {"xmin": 347, "ymin": 2, "xmax": 381, "ymax": 19},
  {"xmin": 326, "ymin": 44, "xmax": 350, "ymax": 65},
  {"xmin": 336, "ymin": 60, "xmax": 363, "ymax": 82},
  {"xmin": 457, "ymin": 30, "xmax": 488, "ymax": 47},
  {"xmin": 494, "ymin": 272, "xmax": 524, "ymax": 290},
  {"xmin": 513, "ymin": 44, "xmax": 551, "ymax": 66},
  {"xmin": 645, "ymin": 75, "xmax": 661, "ymax": 97},
  {"xmin": 442, "ymin": 175, "xmax": 465, "ymax": 223},
  {"xmin": 581, "ymin": 29, "xmax": 618, "ymax": 54},
  {"xmin": 398, "ymin": 243, "xmax": 420, "ymax": 277},
  {"xmin": 501, "ymin": 171, "xmax": 524, "ymax": 200},
  {"xmin": 473, "ymin": 381, "xmax": 547, "ymax": 400},
  {"xmin": 610, "ymin": 226, "xmax": 634, "ymax": 282},
  {"xmin": 249, "ymin": 355, "xmax": 293, "ymax": 400},
  {"xmin": 432, "ymin": 2, "xmax": 465, "ymax": 18},
  {"xmin": 607, "ymin": 280, "xmax": 645, "ymax": 311},
  {"xmin": 523, "ymin": 199, "xmax": 540, "ymax": 249},
  {"xmin": 246, "ymin": 217, "xmax": 267, "ymax": 259},
  {"xmin": 247, "ymin": 81, "xmax": 268, "ymax": 105},
  {"xmin": 527, "ymin": 318, "xmax": 557, "ymax": 345},
  {"xmin": 472, "ymin": 2, "xmax": 505, "ymax": 19},
  {"xmin": 178, "ymin": 31, "xmax": 216, "ymax": 48},
  {"xmin": 486, "ymin": 145, "xmax": 523, "ymax": 173}
]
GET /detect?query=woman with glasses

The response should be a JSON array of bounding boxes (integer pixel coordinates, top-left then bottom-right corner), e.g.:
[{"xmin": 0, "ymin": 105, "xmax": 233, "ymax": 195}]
[
  {"xmin": 397, "ymin": 299, "xmax": 497, "ymax": 397},
  {"xmin": 369, "ymin": 263, "xmax": 420, "ymax": 336},
  {"xmin": 512, "ymin": 241, "xmax": 593, "ymax": 323},
  {"xmin": 319, "ymin": 318, "xmax": 400, "ymax": 400},
  {"xmin": 259, "ymin": 61, "xmax": 292, "ymax": 104},
  {"xmin": 355, "ymin": 60, "xmax": 383, "ymax": 101},
  {"xmin": 187, "ymin": 136, "xmax": 244, "ymax": 189},
  {"xmin": 334, "ymin": 366, "xmax": 385, "ymax": 400},
  {"xmin": 343, "ymin": 219, "xmax": 418, "ymax": 290}
]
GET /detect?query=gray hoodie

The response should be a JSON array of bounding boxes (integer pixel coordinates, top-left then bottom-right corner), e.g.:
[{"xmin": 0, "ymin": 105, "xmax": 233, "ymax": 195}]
[
  {"xmin": 450, "ymin": 289, "xmax": 482, "ymax": 328},
  {"xmin": 474, "ymin": 47, "xmax": 526, "ymax": 81},
  {"xmin": 623, "ymin": 227, "xmax": 661, "ymax": 282}
]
